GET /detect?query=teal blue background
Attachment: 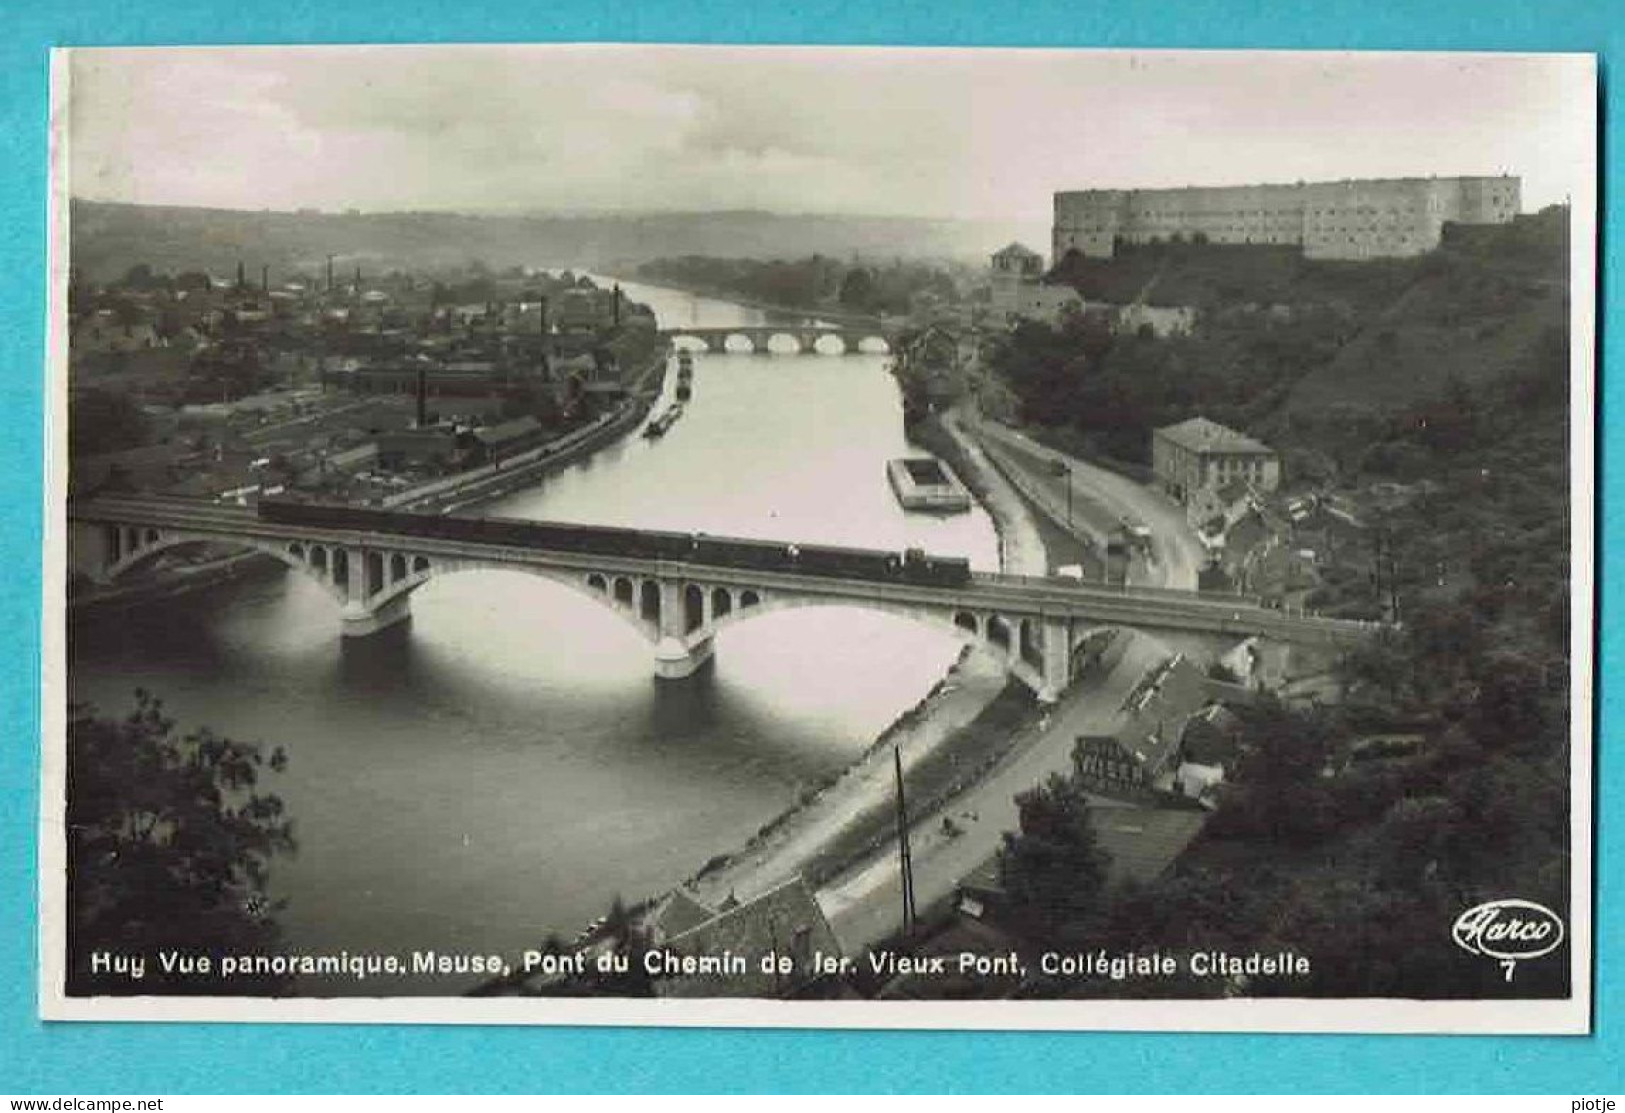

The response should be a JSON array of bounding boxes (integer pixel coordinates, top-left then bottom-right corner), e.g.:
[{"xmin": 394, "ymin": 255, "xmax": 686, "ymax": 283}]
[{"xmin": 2, "ymin": 0, "xmax": 1617, "ymax": 1094}]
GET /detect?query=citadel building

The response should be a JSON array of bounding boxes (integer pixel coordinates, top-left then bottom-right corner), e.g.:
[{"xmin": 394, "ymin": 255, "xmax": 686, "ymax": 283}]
[{"xmin": 1053, "ymin": 175, "xmax": 1520, "ymax": 261}]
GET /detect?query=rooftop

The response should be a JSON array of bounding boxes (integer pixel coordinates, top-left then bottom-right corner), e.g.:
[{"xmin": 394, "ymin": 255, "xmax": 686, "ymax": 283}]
[
  {"xmin": 962, "ymin": 801, "xmax": 1208, "ymax": 892},
  {"xmin": 1155, "ymin": 416, "xmax": 1274, "ymax": 457},
  {"xmin": 1088, "ymin": 800, "xmax": 1210, "ymax": 884},
  {"xmin": 992, "ymin": 241, "xmax": 1043, "ymax": 260},
  {"xmin": 649, "ymin": 889, "xmax": 717, "ymax": 941},
  {"xmin": 660, "ymin": 876, "xmax": 840, "ymax": 999},
  {"xmin": 1057, "ymin": 174, "xmax": 1519, "ymax": 199},
  {"xmin": 473, "ymin": 415, "xmax": 543, "ymax": 447}
]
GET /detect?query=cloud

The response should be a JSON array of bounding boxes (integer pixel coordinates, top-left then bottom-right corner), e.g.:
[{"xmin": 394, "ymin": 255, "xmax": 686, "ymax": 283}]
[{"xmin": 66, "ymin": 46, "xmax": 1591, "ymax": 219}]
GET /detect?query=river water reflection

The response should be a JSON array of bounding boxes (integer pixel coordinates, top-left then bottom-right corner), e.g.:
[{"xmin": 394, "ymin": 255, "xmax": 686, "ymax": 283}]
[{"xmin": 67, "ymin": 278, "xmax": 998, "ymax": 993}]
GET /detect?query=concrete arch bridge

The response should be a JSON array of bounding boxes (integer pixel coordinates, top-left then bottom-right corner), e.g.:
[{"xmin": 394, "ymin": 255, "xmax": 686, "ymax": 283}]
[{"xmin": 69, "ymin": 496, "xmax": 1377, "ymax": 704}]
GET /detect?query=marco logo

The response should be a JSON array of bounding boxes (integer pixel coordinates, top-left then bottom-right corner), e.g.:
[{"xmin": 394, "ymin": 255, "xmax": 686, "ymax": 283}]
[{"xmin": 1451, "ymin": 899, "xmax": 1565, "ymax": 981}]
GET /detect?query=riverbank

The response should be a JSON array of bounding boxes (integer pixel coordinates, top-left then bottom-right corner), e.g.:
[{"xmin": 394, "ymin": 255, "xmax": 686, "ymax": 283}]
[
  {"xmin": 660, "ymin": 408, "xmax": 1054, "ymax": 932},
  {"xmin": 67, "ymin": 346, "xmax": 670, "ymax": 614},
  {"xmin": 906, "ymin": 410, "xmax": 1046, "ymax": 576},
  {"xmin": 391, "ymin": 344, "xmax": 670, "ymax": 514},
  {"xmin": 69, "ymin": 549, "xmax": 286, "ymax": 617}
]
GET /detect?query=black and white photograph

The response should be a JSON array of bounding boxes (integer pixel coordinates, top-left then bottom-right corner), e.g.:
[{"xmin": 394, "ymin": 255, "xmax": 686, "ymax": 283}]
[{"xmin": 43, "ymin": 45, "xmax": 1595, "ymax": 1031}]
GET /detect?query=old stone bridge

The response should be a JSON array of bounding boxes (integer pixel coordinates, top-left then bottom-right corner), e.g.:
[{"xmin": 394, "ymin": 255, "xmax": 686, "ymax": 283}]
[
  {"xmin": 661, "ymin": 324, "xmax": 892, "ymax": 355},
  {"xmin": 68, "ymin": 496, "xmax": 1377, "ymax": 703}
]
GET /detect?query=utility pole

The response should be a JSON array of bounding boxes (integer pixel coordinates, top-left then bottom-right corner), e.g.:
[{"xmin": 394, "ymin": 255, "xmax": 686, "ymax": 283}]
[
  {"xmin": 893, "ymin": 747, "xmax": 917, "ymax": 937},
  {"xmin": 1372, "ymin": 525, "xmax": 1401, "ymax": 623},
  {"xmin": 1063, "ymin": 461, "xmax": 1073, "ymax": 533},
  {"xmin": 538, "ymin": 295, "xmax": 551, "ymax": 378}
]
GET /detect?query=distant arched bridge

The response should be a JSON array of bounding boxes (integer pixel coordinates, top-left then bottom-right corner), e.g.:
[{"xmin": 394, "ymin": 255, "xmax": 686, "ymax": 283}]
[
  {"xmin": 661, "ymin": 325, "xmax": 892, "ymax": 355},
  {"xmin": 69, "ymin": 496, "xmax": 1377, "ymax": 703}
]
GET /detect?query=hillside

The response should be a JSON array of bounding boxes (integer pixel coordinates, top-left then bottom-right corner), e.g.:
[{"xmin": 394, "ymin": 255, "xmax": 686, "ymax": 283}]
[
  {"xmin": 68, "ymin": 200, "xmax": 1030, "ymax": 282},
  {"xmin": 1283, "ymin": 213, "xmax": 1570, "ymax": 413},
  {"xmin": 992, "ymin": 206, "xmax": 1571, "ymax": 460}
]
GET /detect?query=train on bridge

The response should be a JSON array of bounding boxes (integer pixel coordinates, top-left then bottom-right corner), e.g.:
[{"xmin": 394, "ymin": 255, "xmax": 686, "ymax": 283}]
[{"xmin": 258, "ymin": 498, "xmax": 972, "ymax": 589}]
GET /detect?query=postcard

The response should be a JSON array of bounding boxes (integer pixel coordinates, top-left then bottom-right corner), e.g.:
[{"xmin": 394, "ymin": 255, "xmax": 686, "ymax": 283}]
[{"xmin": 41, "ymin": 45, "xmax": 1595, "ymax": 1031}]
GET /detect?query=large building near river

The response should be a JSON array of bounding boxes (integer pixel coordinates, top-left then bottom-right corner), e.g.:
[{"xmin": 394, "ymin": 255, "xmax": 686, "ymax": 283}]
[{"xmin": 1053, "ymin": 175, "xmax": 1520, "ymax": 261}]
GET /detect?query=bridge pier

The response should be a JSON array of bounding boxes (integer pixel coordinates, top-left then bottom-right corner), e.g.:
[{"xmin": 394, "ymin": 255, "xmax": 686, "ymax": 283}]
[
  {"xmin": 69, "ymin": 521, "xmax": 117, "ymax": 585},
  {"xmin": 341, "ymin": 592, "xmax": 412, "ymax": 637},
  {"xmin": 841, "ymin": 335, "xmax": 863, "ymax": 356},
  {"xmin": 1036, "ymin": 617, "xmax": 1073, "ymax": 704},
  {"xmin": 654, "ymin": 634, "xmax": 714, "ymax": 679},
  {"xmin": 705, "ymin": 334, "xmax": 727, "ymax": 354},
  {"xmin": 796, "ymin": 333, "xmax": 818, "ymax": 355}
]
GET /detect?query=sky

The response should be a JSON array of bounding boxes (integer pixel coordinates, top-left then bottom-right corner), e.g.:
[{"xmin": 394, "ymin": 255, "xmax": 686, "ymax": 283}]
[{"xmin": 65, "ymin": 46, "xmax": 1594, "ymax": 221}]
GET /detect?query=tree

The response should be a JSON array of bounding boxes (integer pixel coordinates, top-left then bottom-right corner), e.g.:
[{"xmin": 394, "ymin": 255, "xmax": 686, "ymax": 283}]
[
  {"xmin": 69, "ymin": 388, "xmax": 150, "ymax": 459},
  {"xmin": 998, "ymin": 774, "xmax": 1110, "ymax": 922},
  {"xmin": 66, "ymin": 692, "xmax": 296, "ymax": 995},
  {"xmin": 837, "ymin": 267, "xmax": 877, "ymax": 312},
  {"xmin": 119, "ymin": 263, "xmax": 159, "ymax": 290},
  {"xmin": 1464, "ymin": 651, "xmax": 1550, "ymax": 753}
]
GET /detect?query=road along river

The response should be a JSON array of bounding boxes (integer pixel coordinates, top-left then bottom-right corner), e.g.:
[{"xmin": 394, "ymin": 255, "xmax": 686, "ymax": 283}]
[{"xmin": 67, "ymin": 278, "xmax": 1000, "ymax": 994}]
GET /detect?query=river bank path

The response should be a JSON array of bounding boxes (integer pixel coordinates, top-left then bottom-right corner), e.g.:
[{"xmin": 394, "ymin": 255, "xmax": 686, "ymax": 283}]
[{"xmin": 968, "ymin": 414, "xmax": 1208, "ymax": 591}]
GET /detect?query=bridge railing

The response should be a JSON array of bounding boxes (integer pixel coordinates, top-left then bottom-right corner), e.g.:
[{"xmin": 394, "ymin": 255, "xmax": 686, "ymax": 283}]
[
  {"xmin": 968, "ymin": 569, "xmax": 1247, "ymax": 601},
  {"xmin": 966, "ymin": 570, "xmax": 1379, "ymax": 632}
]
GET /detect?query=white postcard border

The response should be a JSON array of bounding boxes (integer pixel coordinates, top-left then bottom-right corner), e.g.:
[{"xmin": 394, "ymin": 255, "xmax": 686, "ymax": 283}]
[{"xmin": 36, "ymin": 45, "xmax": 1599, "ymax": 1034}]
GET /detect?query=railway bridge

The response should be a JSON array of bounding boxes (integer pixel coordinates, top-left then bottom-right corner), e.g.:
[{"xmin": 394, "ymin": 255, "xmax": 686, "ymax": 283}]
[
  {"xmin": 661, "ymin": 325, "xmax": 891, "ymax": 356},
  {"xmin": 68, "ymin": 496, "xmax": 1377, "ymax": 703}
]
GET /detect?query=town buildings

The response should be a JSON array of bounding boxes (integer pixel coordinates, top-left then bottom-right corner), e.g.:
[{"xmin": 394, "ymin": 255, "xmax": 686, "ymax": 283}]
[
  {"xmin": 68, "ymin": 261, "xmax": 658, "ymax": 505},
  {"xmin": 1054, "ymin": 175, "xmax": 1521, "ymax": 261},
  {"xmin": 984, "ymin": 242, "xmax": 1195, "ymax": 336},
  {"xmin": 1071, "ymin": 653, "xmax": 1211, "ymax": 801},
  {"xmin": 651, "ymin": 877, "xmax": 841, "ymax": 999},
  {"xmin": 986, "ymin": 242, "xmax": 1083, "ymax": 326},
  {"xmin": 1152, "ymin": 416, "xmax": 1281, "ymax": 519}
]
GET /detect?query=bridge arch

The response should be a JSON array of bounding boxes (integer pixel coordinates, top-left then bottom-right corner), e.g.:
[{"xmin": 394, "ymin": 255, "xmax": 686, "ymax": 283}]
[
  {"xmin": 690, "ymin": 590, "xmax": 1049, "ymax": 697},
  {"xmin": 683, "ymin": 584, "xmax": 705, "ymax": 633},
  {"xmin": 356, "ymin": 559, "xmax": 663, "ymax": 645},
  {"xmin": 711, "ymin": 586, "xmax": 733, "ymax": 620},
  {"xmin": 100, "ymin": 529, "xmax": 348, "ymax": 606}
]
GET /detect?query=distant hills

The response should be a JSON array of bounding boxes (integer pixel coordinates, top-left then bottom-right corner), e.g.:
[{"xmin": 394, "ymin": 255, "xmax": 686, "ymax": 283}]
[{"xmin": 68, "ymin": 200, "xmax": 1042, "ymax": 282}]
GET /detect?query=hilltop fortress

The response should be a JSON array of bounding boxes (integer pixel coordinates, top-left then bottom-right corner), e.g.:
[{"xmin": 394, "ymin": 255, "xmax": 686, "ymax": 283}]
[{"xmin": 1053, "ymin": 175, "xmax": 1520, "ymax": 261}]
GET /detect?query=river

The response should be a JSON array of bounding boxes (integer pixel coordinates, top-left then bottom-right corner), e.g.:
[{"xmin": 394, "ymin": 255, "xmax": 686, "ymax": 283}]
[{"xmin": 67, "ymin": 277, "xmax": 999, "ymax": 994}]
